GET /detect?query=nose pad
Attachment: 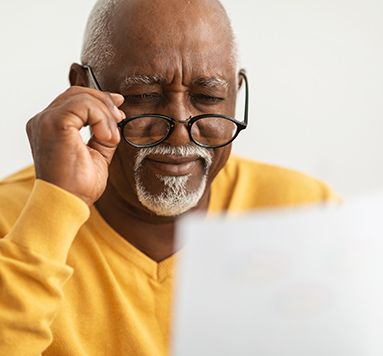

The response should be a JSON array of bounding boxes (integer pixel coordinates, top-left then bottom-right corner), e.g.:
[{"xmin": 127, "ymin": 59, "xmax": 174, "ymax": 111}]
[
  {"xmin": 162, "ymin": 96, "xmax": 193, "ymax": 146},
  {"xmin": 164, "ymin": 117, "xmax": 192, "ymax": 147}
]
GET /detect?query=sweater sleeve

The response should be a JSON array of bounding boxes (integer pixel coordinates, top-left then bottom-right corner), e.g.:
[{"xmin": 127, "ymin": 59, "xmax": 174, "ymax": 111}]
[{"xmin": 0, "ymin": 179, "xmax": 90, "ymax": 355}]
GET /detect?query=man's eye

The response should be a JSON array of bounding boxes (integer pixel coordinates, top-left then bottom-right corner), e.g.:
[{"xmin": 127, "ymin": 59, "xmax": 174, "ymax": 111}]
[
  {"xmin": 191, "ymin": 94, "xmax": 224, "ymax": 105},
  {"xmin": 123, "ymin": 93, "xmax": 162, "ymax": 104}
]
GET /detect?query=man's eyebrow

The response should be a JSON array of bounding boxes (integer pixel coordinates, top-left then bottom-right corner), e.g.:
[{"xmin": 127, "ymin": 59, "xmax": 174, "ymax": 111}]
[
  {"xmin": 121, "ymin": 74, "xmax": 164, "ymax": 89},
  {"xmin": 120, "ymin": 75, "xmax": 229, "ymax": 90},
  {"xmin": 192, "ymin": 77, "xmax": 229, "ymax": 89}
]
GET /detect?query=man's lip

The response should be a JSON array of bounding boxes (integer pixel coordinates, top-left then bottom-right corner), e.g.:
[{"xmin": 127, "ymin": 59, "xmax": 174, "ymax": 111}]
[{"xmin": 144, "ymin": 155, "xmax": 202, "ymax": 176}]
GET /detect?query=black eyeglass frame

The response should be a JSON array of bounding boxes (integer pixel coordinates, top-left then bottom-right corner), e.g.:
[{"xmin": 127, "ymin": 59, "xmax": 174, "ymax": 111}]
[{"xmin": 82, "ymin": 64, "xmax": 249, "ymax": 149}]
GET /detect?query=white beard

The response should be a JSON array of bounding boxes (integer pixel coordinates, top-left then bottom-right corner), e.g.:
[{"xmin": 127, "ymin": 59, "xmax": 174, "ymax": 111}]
[{"xmin": 134, "ymin": 144, "xmax": 212, "ymax": 217}]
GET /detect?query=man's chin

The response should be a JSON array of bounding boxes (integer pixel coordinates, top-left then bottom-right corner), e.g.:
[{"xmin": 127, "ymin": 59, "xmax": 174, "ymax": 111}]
[{"xmin": 134, "ymin": 172, "xmax": 207, "ymax": 217}]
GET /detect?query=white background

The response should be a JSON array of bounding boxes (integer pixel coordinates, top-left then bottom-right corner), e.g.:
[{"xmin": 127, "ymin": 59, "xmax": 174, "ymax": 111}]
[{"xmin": 0, "ymin": 0, "xmax": 382, "ymax": 198}]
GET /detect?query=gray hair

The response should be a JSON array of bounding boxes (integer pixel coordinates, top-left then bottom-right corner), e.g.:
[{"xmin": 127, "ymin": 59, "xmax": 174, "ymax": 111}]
[
  {"xmin": 81, "ymin": 0, "xmax": 238, "ymax": 74},
  {"xmin": 81, "ymin": 0, "xmax": 118, "ymax": 74}
]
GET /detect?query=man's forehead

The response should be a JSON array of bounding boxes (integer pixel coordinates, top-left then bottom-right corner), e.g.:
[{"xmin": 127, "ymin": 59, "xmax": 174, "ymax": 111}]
[{"xmin": 103, "ymin": 45, "xmax": 235, "ymax": 87}]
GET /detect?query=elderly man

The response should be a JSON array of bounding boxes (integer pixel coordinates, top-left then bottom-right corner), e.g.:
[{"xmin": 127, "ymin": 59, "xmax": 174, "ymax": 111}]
[{"xmin": 0, "ymin": 0, "xmax": 335, "ymax": 354}]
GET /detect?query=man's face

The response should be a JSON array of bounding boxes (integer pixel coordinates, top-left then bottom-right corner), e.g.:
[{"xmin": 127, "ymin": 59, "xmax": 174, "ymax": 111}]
[{"xmin": 96, "ymin": 0, "xmax": 238, "ymax": 218}]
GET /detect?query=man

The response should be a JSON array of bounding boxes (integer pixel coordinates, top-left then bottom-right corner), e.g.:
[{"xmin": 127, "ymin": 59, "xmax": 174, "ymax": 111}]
[{"xmin": 0, "ymin": 0, "xmax": 336, "ymax": 354}]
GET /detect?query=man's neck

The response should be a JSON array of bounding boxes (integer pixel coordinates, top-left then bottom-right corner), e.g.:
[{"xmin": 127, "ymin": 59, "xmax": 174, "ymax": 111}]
[{"xmin": 95, "ymin": 183, "xmax": 210, "ymax": 262}]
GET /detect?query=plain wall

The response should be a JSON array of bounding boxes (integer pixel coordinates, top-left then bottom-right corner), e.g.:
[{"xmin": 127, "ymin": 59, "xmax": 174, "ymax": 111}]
[{"xmin": 1, "ymin": 0, "xmax": 382, "ymax": 198}]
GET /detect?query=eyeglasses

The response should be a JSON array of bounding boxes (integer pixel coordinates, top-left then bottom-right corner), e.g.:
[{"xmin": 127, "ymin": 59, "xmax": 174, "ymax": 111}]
[{"xmin": 83, "ymin": 65, "xmax": 249, "ymax": 148}]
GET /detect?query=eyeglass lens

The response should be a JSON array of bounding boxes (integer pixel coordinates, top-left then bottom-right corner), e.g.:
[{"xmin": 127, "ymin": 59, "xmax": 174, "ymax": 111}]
[{"xmin": 122, "ymin": 116, "xmax": 237, "ymax": 147}]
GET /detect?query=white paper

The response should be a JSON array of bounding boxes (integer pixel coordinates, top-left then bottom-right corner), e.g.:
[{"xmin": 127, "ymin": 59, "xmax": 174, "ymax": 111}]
[{"xmin": 172, "ymin": 194, "xmax": 383, "ymax": 356}]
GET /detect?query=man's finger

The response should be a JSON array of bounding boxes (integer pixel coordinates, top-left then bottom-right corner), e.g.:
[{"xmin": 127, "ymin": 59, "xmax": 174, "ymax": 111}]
[{"xmin": 87, "ymin": 134, "xmax": 120, "ymax": 164}]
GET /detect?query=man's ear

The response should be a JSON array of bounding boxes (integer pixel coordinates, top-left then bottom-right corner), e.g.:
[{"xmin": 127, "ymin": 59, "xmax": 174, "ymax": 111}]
[{"xmin": 69, "ymin": 63, "xmax": 89, "ymax": 87}]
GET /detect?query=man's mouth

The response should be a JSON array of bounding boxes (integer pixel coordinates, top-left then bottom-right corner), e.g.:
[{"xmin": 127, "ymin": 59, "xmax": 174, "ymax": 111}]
[{"xmin": 144, "ymin": 154, "xmax": 202, "ymax": 176}]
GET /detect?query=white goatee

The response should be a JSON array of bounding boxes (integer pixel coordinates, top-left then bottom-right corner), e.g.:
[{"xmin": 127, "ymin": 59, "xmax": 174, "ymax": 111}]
[{"xmin": 134, "ymin": 144, "xmax": 212, "ymax": 217}]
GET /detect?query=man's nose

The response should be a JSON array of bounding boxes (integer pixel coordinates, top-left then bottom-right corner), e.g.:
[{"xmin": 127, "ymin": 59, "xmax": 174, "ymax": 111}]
[{"xmin": 163, "ymin": 100, "xmax": 193, "ymax": 147}]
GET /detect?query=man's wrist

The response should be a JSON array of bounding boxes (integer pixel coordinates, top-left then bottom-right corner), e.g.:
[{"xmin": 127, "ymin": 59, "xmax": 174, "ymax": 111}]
[{"xmin": 4, "ymin": 179, "xmax": 90, "ymax": 263}]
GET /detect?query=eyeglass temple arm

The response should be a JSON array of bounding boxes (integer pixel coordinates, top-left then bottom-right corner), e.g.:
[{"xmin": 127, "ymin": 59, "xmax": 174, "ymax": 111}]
[
  {"xmin": 82, "ymin": 64, "xmax": 103, "ymax": 91},
  {"xmin": 239, "ymin": 69, "xmax": 249, "ymax": 127}
]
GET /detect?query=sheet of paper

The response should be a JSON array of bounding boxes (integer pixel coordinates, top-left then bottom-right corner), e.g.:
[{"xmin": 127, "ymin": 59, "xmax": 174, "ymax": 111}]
[{"xmin": 172, "ymin": 194, "xmax": 383, "ymax": 356}]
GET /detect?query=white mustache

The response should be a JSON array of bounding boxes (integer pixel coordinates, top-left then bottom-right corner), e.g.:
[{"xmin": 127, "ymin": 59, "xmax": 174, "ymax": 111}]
[{"xmin": 134, "ymin": 144, "xmax": 212, "ymax": 172}]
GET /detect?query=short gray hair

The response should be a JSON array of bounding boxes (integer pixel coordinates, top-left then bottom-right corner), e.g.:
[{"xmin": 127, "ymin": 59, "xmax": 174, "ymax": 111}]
[
  {"xmin": 81, "ymin": 0, "xmax": 238, "ymax": 74},
  {"xmin": 81, "ymin": 0, "xmax": 117, "ymax": 74}
]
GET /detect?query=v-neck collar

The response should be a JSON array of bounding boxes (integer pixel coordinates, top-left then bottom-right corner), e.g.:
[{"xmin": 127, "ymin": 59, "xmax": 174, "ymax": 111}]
[{"xmin": 89, "ymin": 205, "xmax": 178, "ymax": 282}]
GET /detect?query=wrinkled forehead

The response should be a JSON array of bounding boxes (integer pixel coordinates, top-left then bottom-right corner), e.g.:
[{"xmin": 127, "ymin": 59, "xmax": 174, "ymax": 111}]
[{"xmin": 106, "ymin": 0, "xmax": 236, "ymax": 80}]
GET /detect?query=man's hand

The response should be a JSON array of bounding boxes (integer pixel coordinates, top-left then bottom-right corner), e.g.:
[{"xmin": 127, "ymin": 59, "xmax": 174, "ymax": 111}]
[{"xmin": 26, "ymin": 86, "xmax": 125, "ymax": 206}]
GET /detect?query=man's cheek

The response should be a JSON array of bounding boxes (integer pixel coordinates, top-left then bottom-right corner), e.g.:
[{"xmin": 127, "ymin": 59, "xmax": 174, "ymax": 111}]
[{"xmin": 208, "ymin": 148, "xmax": 231, "ymax": 179}]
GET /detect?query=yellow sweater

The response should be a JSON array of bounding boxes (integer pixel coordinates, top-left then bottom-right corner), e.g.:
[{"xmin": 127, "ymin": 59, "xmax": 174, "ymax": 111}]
[{"xmin": 0, "ymin": 155, "xmax": 336, "ymax": 355}]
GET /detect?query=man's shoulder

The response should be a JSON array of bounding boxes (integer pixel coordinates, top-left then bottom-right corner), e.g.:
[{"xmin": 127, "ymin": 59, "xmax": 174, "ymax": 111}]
[
  {"xmin": 210, "ymin": 154, "xmax": 338, "ymax": 212},
  {"xmin": 1, "ymin": 166, "xmax": 35, "ymax": 184},
  {"xmin": 223, "ymin": 154, "xmax": 330, "ymax": 188},
  {"xmin": 0, "ymin": 166, "xmax": 36, "ymax": 230},
  {"xmin": 0, "ymin": 166, "xmax": 35, "ymax": 195}
]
